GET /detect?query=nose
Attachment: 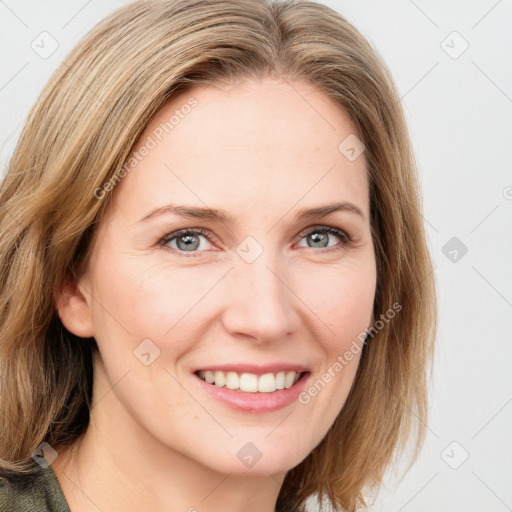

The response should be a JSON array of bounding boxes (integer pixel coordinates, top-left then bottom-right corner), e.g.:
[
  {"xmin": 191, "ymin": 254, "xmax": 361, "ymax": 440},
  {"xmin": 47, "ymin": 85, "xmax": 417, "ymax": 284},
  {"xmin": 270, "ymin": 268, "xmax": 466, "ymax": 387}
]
[{"xmin": 220, "ymin": 250, "xmax": 300, "ymax": 344}]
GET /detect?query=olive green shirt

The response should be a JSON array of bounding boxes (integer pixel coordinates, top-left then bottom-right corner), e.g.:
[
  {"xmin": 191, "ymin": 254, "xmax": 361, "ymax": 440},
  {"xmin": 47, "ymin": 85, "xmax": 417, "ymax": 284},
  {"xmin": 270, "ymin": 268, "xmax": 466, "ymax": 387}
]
[{"xmin": 0, "ymin": 463, "xmax": 70, "ymax": 512}]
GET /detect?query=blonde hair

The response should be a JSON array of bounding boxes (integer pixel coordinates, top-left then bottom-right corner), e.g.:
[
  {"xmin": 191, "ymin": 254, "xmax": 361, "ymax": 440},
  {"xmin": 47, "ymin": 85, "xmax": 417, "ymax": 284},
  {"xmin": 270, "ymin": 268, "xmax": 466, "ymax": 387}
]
[{"xmin": 0, "ymin": 1, "xmax": 436, "ymax": 510}]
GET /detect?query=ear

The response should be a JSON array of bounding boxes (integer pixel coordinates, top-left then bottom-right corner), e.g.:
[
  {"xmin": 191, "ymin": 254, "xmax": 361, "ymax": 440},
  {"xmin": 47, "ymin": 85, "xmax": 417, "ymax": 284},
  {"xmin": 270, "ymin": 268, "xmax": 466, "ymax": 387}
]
[{"xmin": 54, "ymin": 275, "xmax": 95, "ymax": 338}]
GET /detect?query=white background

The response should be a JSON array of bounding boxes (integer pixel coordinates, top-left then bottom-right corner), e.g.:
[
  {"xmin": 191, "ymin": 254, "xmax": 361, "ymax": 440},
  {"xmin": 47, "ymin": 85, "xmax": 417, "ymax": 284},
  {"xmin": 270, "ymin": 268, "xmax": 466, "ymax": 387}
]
[{"xmin": 1, "ymin": 1, "xmax": 511, "ymax": 511}]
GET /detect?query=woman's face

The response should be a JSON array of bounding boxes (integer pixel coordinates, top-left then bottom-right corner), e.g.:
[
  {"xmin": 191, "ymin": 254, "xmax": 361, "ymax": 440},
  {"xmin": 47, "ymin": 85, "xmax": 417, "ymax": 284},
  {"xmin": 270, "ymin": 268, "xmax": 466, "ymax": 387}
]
[{"xmin": 65, "ymin": 77, "xmax": 376, "ymax": 476}]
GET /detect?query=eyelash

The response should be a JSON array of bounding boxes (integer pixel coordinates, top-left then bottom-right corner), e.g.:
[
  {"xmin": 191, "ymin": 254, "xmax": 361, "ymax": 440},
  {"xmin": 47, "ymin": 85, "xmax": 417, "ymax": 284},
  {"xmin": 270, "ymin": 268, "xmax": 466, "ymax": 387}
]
[{"xmin": 158, "ymin": 225, "xmax": 353, "ymax": 257}]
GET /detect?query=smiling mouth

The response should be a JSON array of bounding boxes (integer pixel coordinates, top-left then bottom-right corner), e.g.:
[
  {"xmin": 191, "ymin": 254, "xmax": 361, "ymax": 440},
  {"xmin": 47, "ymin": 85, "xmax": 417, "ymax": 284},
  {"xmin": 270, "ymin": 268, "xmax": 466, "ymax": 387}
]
[{"xmin": 194, "ymin": 370, "xmax": 308, "ymax": 393}]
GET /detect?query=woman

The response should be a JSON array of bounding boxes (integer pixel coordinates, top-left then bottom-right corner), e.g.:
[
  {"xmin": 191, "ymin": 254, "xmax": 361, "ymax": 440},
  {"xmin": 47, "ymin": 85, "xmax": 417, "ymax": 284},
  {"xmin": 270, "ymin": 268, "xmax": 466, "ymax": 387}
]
[{"xmin": 0, "ymin": 0, "xmax": 436, "ymax": 511}]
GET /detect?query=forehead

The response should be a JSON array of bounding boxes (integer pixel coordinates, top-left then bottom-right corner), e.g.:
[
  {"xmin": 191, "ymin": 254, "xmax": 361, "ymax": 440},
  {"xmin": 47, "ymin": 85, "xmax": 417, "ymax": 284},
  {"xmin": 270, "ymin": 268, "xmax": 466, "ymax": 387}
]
[{"xmin": 109, "ymin": 77, "xmax": 369, "ymax": 222}]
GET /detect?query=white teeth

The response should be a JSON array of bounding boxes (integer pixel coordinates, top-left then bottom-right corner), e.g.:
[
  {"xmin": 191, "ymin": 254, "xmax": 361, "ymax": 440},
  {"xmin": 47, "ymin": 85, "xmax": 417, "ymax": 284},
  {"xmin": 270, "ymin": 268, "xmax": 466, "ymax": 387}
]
[
  {"xmin": 197, "ymin": 370, "xmax": 303, "ymax": 393},
  {"xmin": 239, "ymin": 373, "xmax": 258, "ymax": 392},
  {"xmin": 225, "ymin": 371, "xmax": 239, "ymax": 390},
  {"xmin": 284, "ymin": 371, "xmax": 296, "ymax": 388},
  {"xmin": 258, "ymin": 373, "xmax": 276, "ymax": 393},
  {"xmin": 214, "ymin": 370, "xmax": 226, "ymax": 387},
  {"xmin": 275, "ymin": 371, "xmax": 285, "ymax": 389}
]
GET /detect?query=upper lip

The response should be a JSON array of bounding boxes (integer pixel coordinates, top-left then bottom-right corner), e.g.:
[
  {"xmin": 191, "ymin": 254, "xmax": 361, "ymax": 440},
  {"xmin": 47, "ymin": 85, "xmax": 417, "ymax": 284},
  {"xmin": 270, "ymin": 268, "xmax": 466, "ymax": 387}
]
[{"xmin": 194, "ymin": 363, "xmax": 309, "ymax": 375}]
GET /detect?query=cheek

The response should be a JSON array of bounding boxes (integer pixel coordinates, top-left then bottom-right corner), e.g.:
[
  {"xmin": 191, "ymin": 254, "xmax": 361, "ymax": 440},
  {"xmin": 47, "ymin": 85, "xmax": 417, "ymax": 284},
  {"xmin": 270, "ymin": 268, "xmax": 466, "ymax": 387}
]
[
  {"xmin": 296, "ymin": 259, "xmax": 376, "ymax": 341},
  {"xmin": 289, "ymin": 263, "xmax": 374, "ymax": 450},
  {"xmin": 88, "ymin": 257, "xmax": 222, "ymax": 356}
]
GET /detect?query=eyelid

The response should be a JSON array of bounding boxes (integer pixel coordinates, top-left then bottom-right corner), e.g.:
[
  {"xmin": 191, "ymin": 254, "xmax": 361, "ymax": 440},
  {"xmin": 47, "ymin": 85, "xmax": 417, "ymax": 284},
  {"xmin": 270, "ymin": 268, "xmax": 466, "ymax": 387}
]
[{"xmin": 295, "ymin": 224, "xmax": 351, "ymax": 244}]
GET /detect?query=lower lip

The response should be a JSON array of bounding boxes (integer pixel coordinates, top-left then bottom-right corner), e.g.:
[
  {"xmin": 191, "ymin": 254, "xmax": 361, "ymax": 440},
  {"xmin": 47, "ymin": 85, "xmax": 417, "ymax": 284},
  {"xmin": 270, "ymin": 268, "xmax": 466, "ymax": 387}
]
[{"xmin": 193, "ymin": 373, "xmax": 310, "ymax": 413}]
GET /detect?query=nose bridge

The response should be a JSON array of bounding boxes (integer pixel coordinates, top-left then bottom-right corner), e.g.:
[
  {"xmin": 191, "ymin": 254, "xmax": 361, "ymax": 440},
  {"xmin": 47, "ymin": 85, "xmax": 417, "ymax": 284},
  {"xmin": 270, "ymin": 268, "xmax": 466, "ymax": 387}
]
[{"xmin": 222, "ymin": 243, "xmax": 298, "ymax": 341}]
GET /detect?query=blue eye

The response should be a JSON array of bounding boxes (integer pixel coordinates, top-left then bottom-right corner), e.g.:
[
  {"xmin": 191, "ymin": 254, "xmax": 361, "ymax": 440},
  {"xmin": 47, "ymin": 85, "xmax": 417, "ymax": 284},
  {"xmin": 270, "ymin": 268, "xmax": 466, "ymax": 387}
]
[
  {"xmin": 296, "ymin": 226, "xmax": 351, "ymax": 250},
  {"xmin": 159, "ymin": 228, "xmax": 215, "ymax": 255},
  {"xmin": 158, "ymin": 225, "xmax": 352, "ymax": 256}
]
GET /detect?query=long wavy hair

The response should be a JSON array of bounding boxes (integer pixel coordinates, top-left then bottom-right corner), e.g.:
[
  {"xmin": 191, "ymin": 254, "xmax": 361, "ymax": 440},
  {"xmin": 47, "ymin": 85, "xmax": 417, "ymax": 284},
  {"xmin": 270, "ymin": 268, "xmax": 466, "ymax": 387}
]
[{"xmin": 0, "ymin": 1, "xmax": 437, "ymax": 510}]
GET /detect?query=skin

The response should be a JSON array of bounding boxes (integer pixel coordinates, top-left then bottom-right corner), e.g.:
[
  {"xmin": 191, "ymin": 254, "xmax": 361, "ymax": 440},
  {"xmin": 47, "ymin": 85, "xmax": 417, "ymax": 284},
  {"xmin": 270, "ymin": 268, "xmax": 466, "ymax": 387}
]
[{"xmin": 53, "ymin": 76, "xmax": 377, "ymax": 512}]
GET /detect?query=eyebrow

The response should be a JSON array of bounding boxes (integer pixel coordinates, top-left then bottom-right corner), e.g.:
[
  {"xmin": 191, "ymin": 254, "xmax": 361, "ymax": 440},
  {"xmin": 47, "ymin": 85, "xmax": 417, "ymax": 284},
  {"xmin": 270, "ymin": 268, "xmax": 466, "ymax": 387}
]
[{"xmin": 139, "ymin": 201, "xmax": 366, "ymax": 224}]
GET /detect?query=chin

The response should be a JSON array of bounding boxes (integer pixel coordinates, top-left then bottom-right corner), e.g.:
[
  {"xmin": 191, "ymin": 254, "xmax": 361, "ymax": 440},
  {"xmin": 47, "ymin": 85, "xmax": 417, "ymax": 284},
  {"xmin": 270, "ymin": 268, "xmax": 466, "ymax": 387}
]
[{"xmin": 203, "ymin": 442, "xmax": 311, "ymax": 478}]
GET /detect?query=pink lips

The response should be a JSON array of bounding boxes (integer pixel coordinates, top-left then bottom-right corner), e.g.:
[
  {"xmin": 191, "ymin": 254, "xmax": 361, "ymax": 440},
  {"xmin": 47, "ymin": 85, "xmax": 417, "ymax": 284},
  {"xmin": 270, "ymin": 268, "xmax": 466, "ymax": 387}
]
[{"xmin": 193, "ymin": 369, "xmax": 310, "ymax": 413}]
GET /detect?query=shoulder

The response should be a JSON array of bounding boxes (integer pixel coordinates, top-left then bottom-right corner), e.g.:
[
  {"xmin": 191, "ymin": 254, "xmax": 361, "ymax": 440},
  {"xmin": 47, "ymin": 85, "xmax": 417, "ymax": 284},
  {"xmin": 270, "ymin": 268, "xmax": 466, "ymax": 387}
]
[{"xmin": 0, "ymin": 463, "xmax": 70, "ymax": 512}]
